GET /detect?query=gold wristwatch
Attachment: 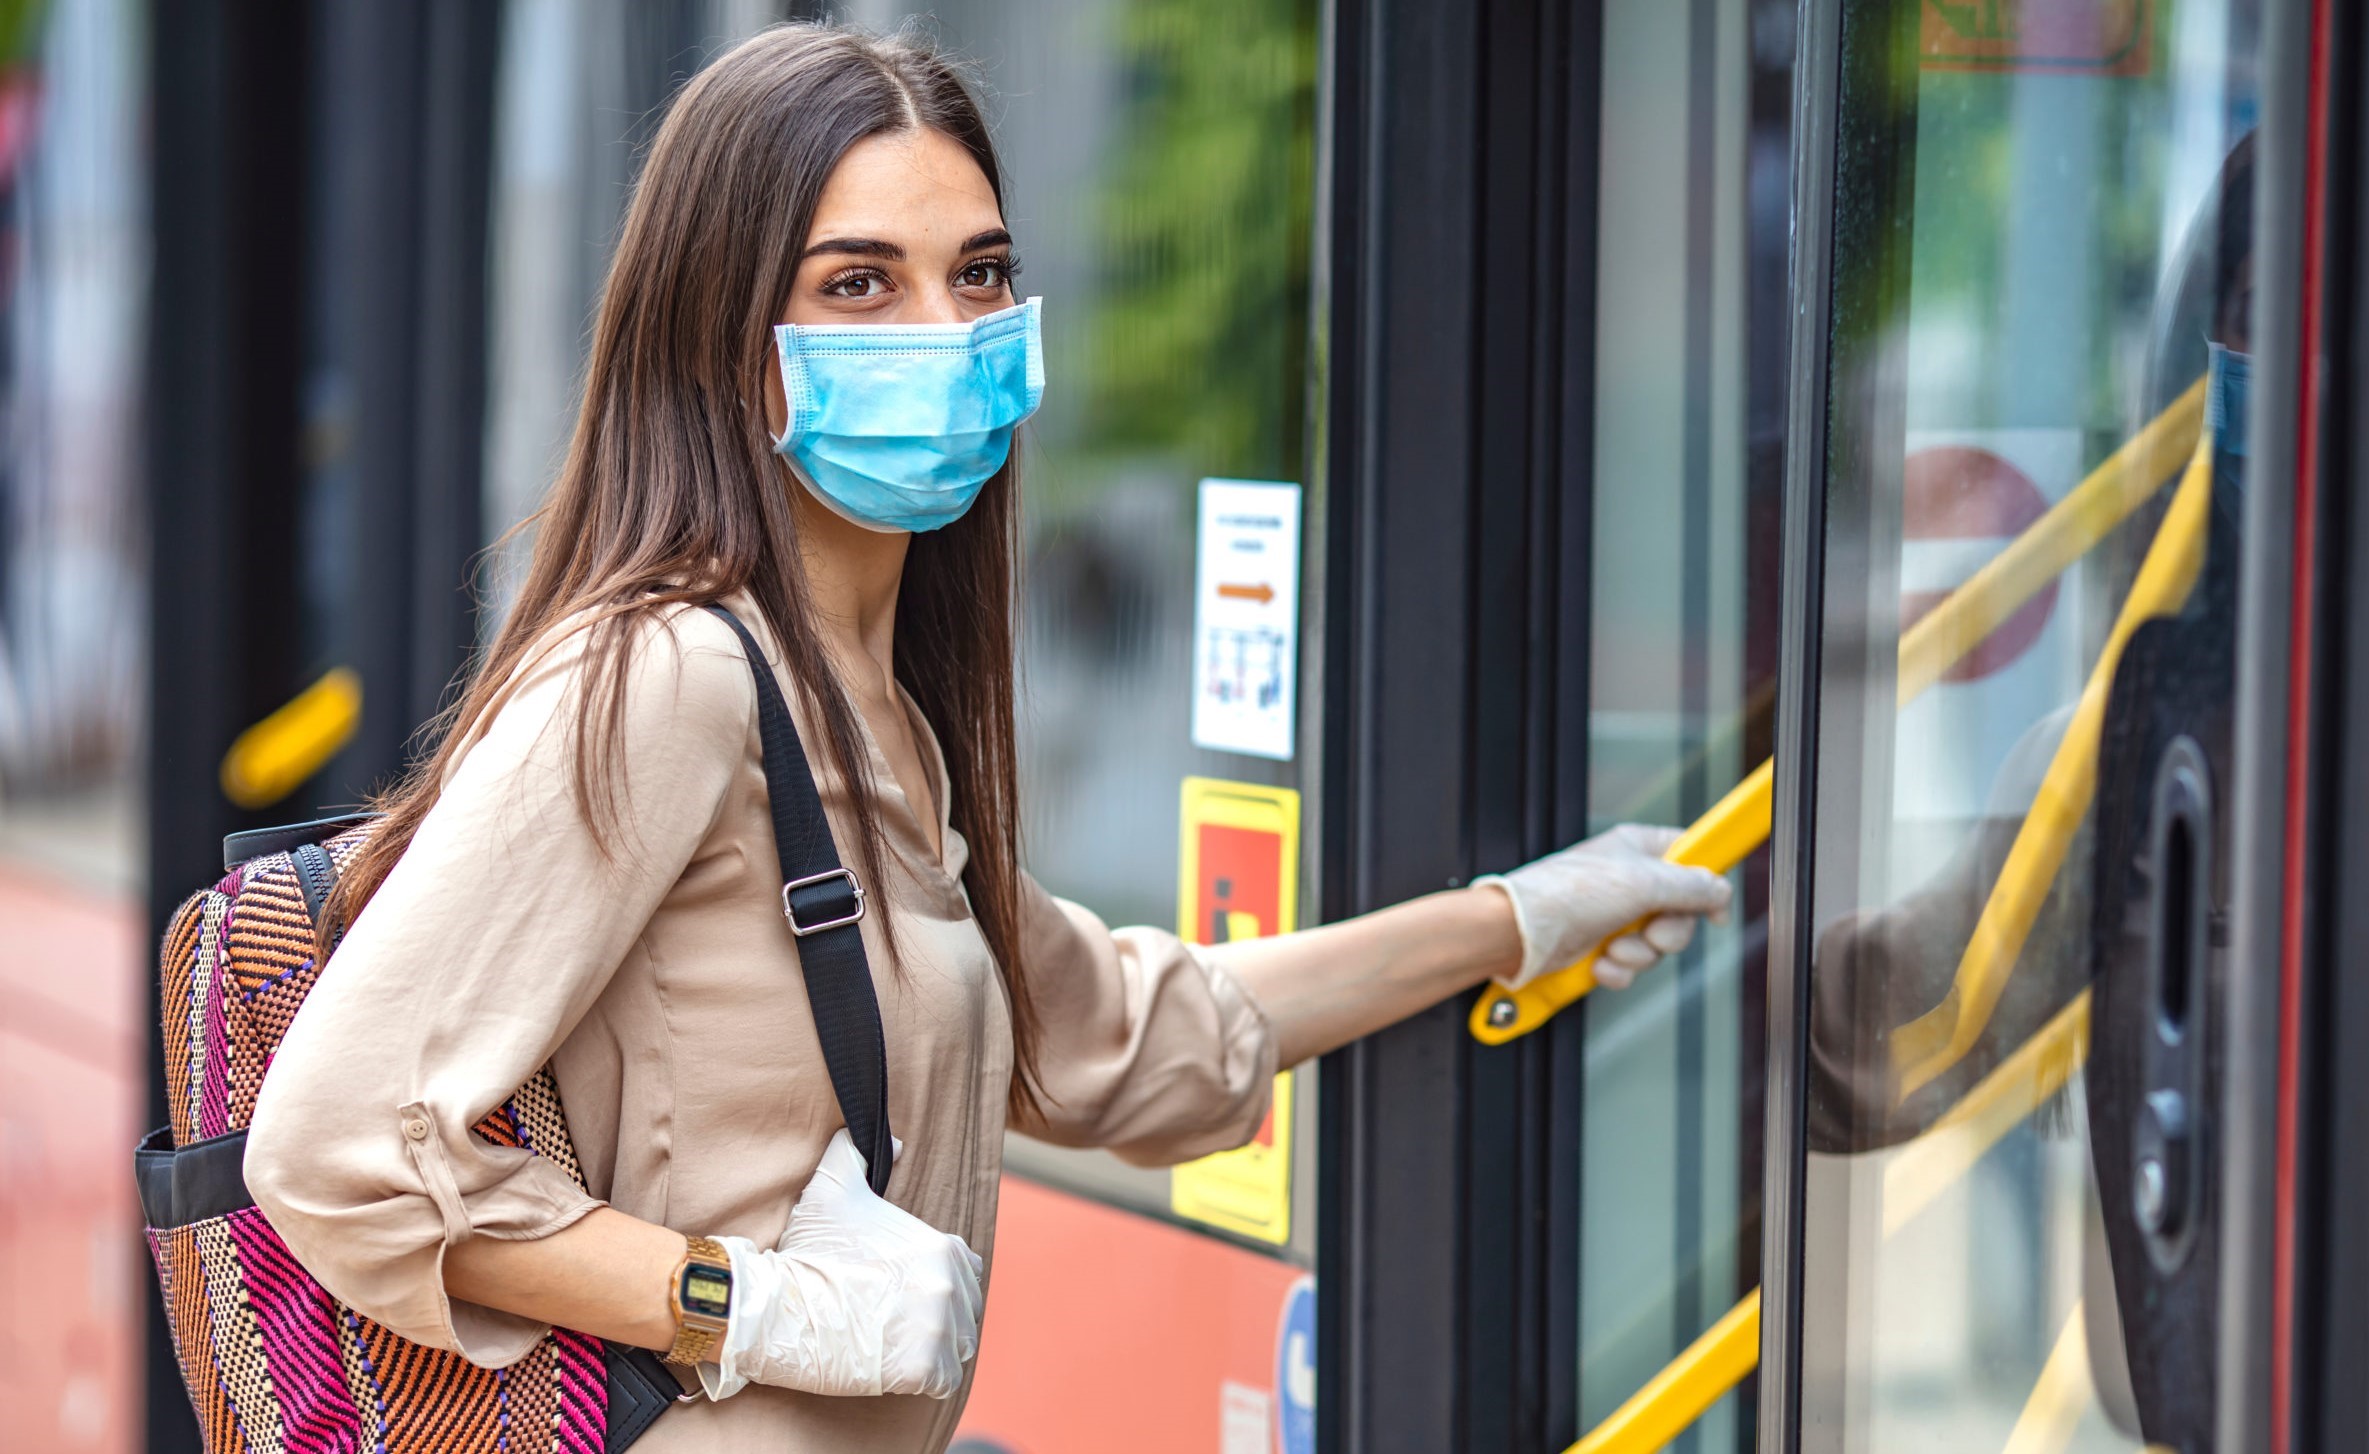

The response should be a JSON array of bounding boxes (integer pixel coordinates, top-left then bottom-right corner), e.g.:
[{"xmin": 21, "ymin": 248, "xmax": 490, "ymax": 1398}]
[{"xmin": 662, "ymin": 1236, "xmax": 733, "ymax": 1366}]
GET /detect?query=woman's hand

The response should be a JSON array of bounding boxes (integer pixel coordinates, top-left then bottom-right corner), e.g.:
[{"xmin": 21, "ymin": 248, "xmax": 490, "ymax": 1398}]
[
  {"xmin": 1476, "ymin": 824, "xmax": 1733, "ymax": 991},
  {"xmin": 703, "ymin": 1130, "xmax": 985, "ymax": 1401},
  {"xmin": 1216, "ymin": 823, "xmax": 1731, "ymax": 1068}
]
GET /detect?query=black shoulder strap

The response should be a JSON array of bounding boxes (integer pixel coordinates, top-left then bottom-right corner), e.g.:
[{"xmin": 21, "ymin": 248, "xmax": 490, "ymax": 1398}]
[{"xmin": 703, "ymin": 605, "xmax": 895, "ymax": 1195}]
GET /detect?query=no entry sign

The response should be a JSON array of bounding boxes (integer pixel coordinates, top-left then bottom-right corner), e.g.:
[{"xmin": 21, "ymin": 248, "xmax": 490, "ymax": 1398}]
[
  {"xmin": 1892, "ymin": 429, "xmax": 2086, "ymax": 832},
  {"xmin": 1900, "ymin": 444, "xmax": 2058, "ymax": 682}
]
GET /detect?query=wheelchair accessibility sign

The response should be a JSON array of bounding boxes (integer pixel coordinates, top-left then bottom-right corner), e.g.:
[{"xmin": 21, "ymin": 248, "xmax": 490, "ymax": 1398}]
[{"xmin": 1274, "ymin": 1277, "xmax": 1315, "ymax": 1454}]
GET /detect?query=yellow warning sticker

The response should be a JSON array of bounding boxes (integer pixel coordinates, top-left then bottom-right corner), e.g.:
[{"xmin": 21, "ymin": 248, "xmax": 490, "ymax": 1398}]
[{"xmin": 1170, "ymin": 776, "xmax": 1300, "ymax": 1244}]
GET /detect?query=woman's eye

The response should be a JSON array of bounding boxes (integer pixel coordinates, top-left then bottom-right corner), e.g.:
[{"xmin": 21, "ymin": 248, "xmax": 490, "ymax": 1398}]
[
  {"xmin": 958, "ymin": 258, "xmax": 1016, "ymax": 291},
  {"xmin": 822, "ymin": 269, "xmax": 890, "ymax": 298}
]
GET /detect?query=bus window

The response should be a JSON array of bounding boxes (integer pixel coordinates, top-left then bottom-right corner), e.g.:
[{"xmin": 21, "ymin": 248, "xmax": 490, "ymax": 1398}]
[
  {"xmin": 847, "ymin": 0, "xmax": 1319, "ymax": 1227},
  {"xmin": 1576, "ymin": 0, "xmax": 1791, "ymax": 1442},
  {"xmin": 840, "ymin": 1, "xmax": 1324, "ymax": 1448},
  {"xmin": 1791, "ymin": 0, "xmax": 2259, "ymax": 1447}
]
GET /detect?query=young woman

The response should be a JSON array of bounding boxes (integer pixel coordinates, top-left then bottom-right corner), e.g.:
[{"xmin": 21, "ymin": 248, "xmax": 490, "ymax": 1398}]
[{"xmin": 244, "ymin": 23, "xmax": 1731, "ymax": 1453}]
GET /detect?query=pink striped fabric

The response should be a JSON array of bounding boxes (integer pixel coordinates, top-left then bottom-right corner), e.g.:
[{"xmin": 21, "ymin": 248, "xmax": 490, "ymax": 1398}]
[
  {"xmin": 554, "ymin": 1328, "xmax": 611, "ymax": 1454},
  {"xmin": 196, "ymin": 894, "xmax": 236, "ymax": 1140},
  {"xmin": 225, "ymin": 1208, "xmax": 365, "ymax": 1453}
]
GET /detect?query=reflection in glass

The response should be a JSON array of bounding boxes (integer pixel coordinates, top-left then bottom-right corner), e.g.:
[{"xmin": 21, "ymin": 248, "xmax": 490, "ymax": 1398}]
[{"xmin": 1800, "ymin": 1, "xmax": 2259, "ymax": 1448}]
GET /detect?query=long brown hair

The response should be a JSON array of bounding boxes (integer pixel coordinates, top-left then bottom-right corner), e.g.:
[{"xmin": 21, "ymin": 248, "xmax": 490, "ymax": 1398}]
[{"xmin": 322, "ymin": 22, "xmax": 1045, "ymax": 1117}]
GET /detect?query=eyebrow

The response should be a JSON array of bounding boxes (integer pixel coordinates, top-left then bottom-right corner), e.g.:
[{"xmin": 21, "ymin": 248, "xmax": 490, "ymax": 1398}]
[
  {"xmin": 801, "ymin": 237, "xmax": 903, "ymax": 262},
  {"xmin": 798, "ymin": 228, "xmax": 1014, "ymax": 263}
]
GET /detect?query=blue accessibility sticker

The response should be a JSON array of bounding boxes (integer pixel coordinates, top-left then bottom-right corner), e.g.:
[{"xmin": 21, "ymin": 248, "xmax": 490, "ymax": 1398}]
[{"xmin": 1274, "ymin": 1276, "xmax": 1315, "ymax": 1454}]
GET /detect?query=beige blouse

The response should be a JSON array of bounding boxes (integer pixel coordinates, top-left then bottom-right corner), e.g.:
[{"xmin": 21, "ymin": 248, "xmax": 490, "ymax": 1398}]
[{"xmin": 244, "ymin": 596, "xmax": 1279, "ymax": 1454}]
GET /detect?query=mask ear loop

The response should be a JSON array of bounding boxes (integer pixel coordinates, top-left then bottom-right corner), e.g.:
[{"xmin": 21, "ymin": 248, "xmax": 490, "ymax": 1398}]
[
  {"xmin": 1019, "ymin": 297, "xmax": 1048, "ymax": 412},
  {"xmin": 766, "ymin": 323, "xmax": 801, "ymax": 455}
]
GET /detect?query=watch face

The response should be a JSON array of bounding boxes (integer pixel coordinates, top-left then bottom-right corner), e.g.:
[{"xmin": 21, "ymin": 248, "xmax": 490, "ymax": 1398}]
[{"xmin": 680, "ymin": 1265, "xmax": 732, "ymax": 1322}]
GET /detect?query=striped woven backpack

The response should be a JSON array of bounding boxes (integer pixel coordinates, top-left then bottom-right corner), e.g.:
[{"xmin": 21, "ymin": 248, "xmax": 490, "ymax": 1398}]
[{"xmin": 135, "ymin": 814, "xmax": 682, "ymax": 1454}]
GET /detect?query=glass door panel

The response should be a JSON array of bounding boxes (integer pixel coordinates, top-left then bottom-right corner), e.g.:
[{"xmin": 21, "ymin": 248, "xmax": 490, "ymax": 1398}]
[
  {"xmin": 1792, "ymin": 1, "xmax": 2260, "ymax": 1449},
  {"xmin": 1577, "ymin": 1, "xmax": 1792, "ymax": 1446}
]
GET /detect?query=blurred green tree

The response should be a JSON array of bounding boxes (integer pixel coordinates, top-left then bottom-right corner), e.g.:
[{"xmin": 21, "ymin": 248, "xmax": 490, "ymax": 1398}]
[{"xmin": 1085, "ymin": 0, "xmax": 1316, "ymax": 486}]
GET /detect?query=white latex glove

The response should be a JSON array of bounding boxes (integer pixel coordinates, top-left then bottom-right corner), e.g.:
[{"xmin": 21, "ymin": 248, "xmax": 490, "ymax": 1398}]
[
  {"xmin": 1474, "ymin": 823, "xmax": 1734, "ymax": 992},
  {"xmin": 698, "ymin": 1129, "xmax": 985, "ymax": 1401}
]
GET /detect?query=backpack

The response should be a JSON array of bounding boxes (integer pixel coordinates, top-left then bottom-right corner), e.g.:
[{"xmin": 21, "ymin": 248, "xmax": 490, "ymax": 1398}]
[
  {"xmin": 135, "ymin": 605, "xmax": 894, "ymax": 1453},
  {"xmin": 136, "ymin": 814, "xmax": 686, "ymax": 1453}
]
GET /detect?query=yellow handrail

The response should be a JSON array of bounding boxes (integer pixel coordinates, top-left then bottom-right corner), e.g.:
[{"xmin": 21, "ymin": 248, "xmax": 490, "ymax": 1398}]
[
  {"xmin": 1471, "ymin": 375, "xmax": 2206, "ymax": 1047},
  {"xmin": 1891, "ymin": 433, "xmax": 2213, "ymax": 1096},
  {"xmin": 1882, "ymin": 989, "xmax": 2090, "ymax": 1236},
  {"xmin": 1894, "ymin": 376, "xmax": 2206, "ymax": 704},
  {"xmin": 1470, "ymin": 765, "xmax": 1771, "ymax": 1042},
  {"xmin": 2001, "ymin": 1301, "xmax": 2093, "ymax": 1454},
  {"xmin": 219, "ymin": 667, "xmax": 364, "ymax": 810},
  {"xmin": 1562, "ymin": 983, "xmax": 2095, "ymax": 1453},
  {"xmin": 1569, "ymin": 1291, "xmax": 1761, "ymax": 1454}
]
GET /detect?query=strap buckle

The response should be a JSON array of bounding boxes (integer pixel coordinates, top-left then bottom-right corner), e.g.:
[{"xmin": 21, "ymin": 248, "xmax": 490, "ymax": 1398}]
[{"xmin": 782, "ymin": 867, "xmax": 866, "ymax": 937}]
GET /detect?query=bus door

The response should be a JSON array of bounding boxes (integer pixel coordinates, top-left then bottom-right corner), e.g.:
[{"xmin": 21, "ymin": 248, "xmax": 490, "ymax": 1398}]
[
  {"xmin": 1760, "ymin": 0, "xmax": 2317, "ymax": 1450},
  {"xmin": 1396, "ymin": 0, "xmax": 1798, "ymax": 1448}
]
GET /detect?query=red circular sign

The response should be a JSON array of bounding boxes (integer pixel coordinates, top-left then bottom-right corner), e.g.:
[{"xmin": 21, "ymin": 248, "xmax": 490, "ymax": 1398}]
[{"xmin": 1900, "ymin": 445, "xmax": 2057, "ymax": 683}]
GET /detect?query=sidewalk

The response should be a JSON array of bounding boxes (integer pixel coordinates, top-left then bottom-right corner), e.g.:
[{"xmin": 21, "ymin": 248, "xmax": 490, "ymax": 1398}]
[{"xmin": 1, "ymin": 854, "xmax": 143, "ymax": 1453}]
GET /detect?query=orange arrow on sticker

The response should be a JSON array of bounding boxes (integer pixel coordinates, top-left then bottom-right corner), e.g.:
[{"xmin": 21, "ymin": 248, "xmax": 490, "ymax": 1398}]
[{"xmin": 1217, "ymin": 582, "xmax": 1275, "ymax": 604}]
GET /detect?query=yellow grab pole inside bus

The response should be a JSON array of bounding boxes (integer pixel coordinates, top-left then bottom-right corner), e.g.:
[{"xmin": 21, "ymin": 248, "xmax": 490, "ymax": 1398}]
[
  {"xmin": 1568, "ymin": 1290, "xmax": 1762, "ymax": 1454},
  {"xmin": 1470, "ymin": 375, "xmax": 2205, "ymax": 1047},
  {"xmin": 1882, "ymin": 989, "xmax": 2091, "ymax": 1235},
  {"xmin": 1891, "ymin": 432, "xmax": 2213, "ymax": 1097},
  {"xmin": 2000, "ymin": 1301, "xmax": 2093, "ymax": 1454},
  {"xmin": 1560, "ymin": 987, "xmax": 2094, "ymax": 1454}
]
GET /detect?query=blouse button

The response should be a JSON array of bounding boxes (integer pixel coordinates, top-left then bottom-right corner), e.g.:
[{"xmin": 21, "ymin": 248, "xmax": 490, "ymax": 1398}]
[{"xmin": 403, "ymin": 1118, "xmax": 429, "ymax": 1141}]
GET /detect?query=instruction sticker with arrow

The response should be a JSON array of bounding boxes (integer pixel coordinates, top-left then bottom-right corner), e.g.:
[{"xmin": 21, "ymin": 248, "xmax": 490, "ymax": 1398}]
[{"xmin": 1191, "ymin": 478, "xmax": 1302, "ymax": 761}]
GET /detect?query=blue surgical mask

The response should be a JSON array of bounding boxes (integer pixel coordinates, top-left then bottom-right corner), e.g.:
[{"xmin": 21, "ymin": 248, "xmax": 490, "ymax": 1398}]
[{"xmin": 771, "ymin": 296, "xmax": 1045, "ymax": 533}]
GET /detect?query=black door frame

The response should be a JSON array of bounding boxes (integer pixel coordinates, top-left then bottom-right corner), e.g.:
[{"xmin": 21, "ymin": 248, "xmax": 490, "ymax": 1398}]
[
  {"xmin": 1755, "ymin": 0, "xmax": 1845, "ymax": 1435},
  {"xmin": 2285, "ymin": 0, "xmax": 2367, "ymax": 1447},
  {"xmin": 1314, "ymin": 0, "xmax": 1605, "ymax": 1447},
  {"xmin": 145, "ymin": 5, "xmax": 316, "ymax": 1447},
  {"xmin": 2218, "ymin": 0, "xmax": 2322, "ymax": 1447}
]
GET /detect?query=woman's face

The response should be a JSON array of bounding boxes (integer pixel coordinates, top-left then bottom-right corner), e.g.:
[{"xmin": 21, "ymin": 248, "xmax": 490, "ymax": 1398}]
[
  {"xmin": 785, "ymin": 127, "xmax": 1017, "ymax": 327},
  {"xmin": 764, "ymin": 127, "xmax": 1018, "ymax": 435}
]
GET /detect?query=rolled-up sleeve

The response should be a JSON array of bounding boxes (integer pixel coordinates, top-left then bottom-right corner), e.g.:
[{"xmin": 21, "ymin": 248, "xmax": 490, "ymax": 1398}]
[
  {"xmin": 244, "ymin": 606, "xmax": 752, "ymax": 1367},
  {"xmin": 1012, "ymin": 874, "xmax": 1278, "ymax": 1166}
]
